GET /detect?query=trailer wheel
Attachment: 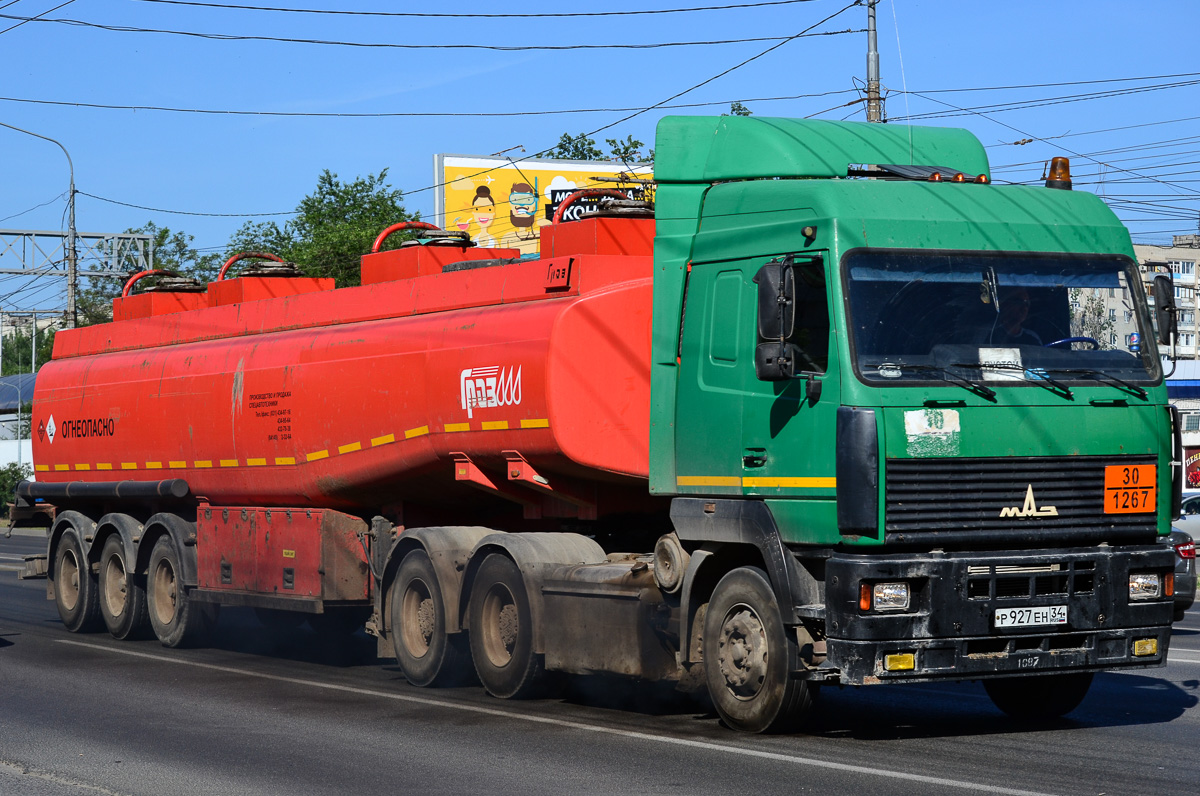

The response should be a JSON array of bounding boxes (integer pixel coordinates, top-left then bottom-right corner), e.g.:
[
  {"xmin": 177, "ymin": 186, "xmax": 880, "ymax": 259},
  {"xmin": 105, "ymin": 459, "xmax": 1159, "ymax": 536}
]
[
  {"xmin": 703, "ymin": 566, "xmax": 815, "ymax": 733},
  {"xmin": 54, "ymin": 532, "xmax": 101, "ymax": 633},
  {"xmin": 147, "ymin": 535, "xmax": 216, "ymax": 648},
  {"xmin": 468, "ymin": 554, "xmax": 543, "ymax": 699},
  {"xmin": 983, "ymin": 673, "xmax": 1094, "ymax": 720},
  {"xmin": 98, "ymin": 535, "xmax": 149, "ymax": 640},
  {"xmin": 391, "ymin": 550, "xmax": 471, "ymax": 687}
]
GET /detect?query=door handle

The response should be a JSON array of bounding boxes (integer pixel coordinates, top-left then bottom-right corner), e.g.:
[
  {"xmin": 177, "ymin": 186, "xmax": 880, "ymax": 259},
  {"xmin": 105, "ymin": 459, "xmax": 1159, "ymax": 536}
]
[{"xmin": 742, "ymin": 448, "xmax": 767, "ymax": 468}]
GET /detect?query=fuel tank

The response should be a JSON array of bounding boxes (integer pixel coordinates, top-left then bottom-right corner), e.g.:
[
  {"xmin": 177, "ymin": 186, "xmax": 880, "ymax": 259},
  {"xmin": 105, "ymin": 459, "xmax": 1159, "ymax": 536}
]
[{"xmin": 32, "ymin": 218, "xmax": 655, "ymax": 518}]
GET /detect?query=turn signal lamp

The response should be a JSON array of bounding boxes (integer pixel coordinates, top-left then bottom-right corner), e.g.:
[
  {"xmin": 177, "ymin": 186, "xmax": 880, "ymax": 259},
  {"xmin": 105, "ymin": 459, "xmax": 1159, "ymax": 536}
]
[
  {"xmin": 1128, "ymin": 572, "xmax": 1161, "ymax": 600},
  {"xmin": 1132, "ymin": 638, "xmax": 1158, "ymax": 657},
  {"xmin": 1045, "ymin": 157, "xmax": 1073, "ymax": 190},
  {"xmin": 1165, "ymin": 572, "xmax": 1174, "ymax": 597},
  {"xmin": 884, "ymin": 653, "xmax": 915, "ymax": 671}
]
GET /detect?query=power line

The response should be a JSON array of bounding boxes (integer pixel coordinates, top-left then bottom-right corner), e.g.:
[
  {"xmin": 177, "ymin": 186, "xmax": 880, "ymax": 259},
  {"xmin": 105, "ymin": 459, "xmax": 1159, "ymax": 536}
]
[
  {"xmin": 132, "ymin": 0, "xmax": 821, "ymax": 18},
  {"xmin": 894, "ymin": 80, "xmax": 1200, "ymax": 122},
  {"xmin": 0, "ymin": 192, "xmax": 66, "ymax": 224},
  {"xmin": 0, "ymin": 0, "xmax": 74, "ymax": 37},
  {"xmin": 79, "ymin": 191, "xmax": 295, "ymax": 217},
  {"xmin": 0, "ymin": 13, "xmax": 858, "ymax": 50},
  {"xmin": 0, "ymin": 87, "xmax": 860, "ymax": 119}
]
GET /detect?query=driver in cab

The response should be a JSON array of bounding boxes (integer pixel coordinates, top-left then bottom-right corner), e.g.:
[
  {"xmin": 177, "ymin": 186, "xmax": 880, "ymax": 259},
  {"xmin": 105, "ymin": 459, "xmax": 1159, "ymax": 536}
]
[{"xmin": 990, "ymin": 286, "xmax": 1042, "ymax": 346}]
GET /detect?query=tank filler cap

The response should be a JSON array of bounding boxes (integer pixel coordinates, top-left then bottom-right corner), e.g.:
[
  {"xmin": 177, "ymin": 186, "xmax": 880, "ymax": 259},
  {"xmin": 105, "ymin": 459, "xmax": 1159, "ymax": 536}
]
[
  {"xmin": 238, "ymin": 260, "xmax": 308, "ymax": 278},
  {"xmin": 142, "ymin": 276, "xmax": 208, "ymax": 293},
  {"xmin": 591, "ymin": 198, "xmax": 655, "ymax": 219},
  {"xmin": 399, "ymin": 229, "xmax": 475, "ymax": 248}
]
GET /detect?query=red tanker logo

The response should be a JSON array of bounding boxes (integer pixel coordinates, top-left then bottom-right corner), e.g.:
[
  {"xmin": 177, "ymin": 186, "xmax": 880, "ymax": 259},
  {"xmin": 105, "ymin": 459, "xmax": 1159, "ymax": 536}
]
[{"xmin": 460, "ymin": 366, "xmax": 522, "ymax": 419}]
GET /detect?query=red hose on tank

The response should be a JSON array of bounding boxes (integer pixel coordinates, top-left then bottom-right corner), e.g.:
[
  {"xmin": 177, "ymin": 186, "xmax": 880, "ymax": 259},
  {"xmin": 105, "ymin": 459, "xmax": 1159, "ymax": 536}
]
[
  {"xmin": 122, "ymin": 269, "xmax": 179, "ymax": 298},
  {"xmin": 372, "ymin": 221, "xmax": 440, "ymax": 253},
  {"xmin": 217, "ymin": 252, "xmax": 285, "ymax": 281}
]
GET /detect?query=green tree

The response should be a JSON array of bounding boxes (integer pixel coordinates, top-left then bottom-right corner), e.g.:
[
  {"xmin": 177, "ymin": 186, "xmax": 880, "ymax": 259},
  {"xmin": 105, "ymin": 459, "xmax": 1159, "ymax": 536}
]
[
  {"xmin": 76, "ymin": 222, "xmax": 221, "ymax": 325},
  {"xmin": 2, "ymin": 324, "xmax": 55, "ymax": 375},
  {"xmin": 0, "ymin": 461, "xmax": 32, "ymax": 508},
  {"xmin": 544, "ymin": 132, "xmax": 604, "ymax": 161},
  {"xmin": 605, "ymin": 135, "xmax": 646, "ymax": 165},
  {"xmin": 723, "ymin": 101, "xmax": 753, "ymax": 117},
  {"xmin": 228, "ymin": 169, "xmax": 414, "ymax": 287}
]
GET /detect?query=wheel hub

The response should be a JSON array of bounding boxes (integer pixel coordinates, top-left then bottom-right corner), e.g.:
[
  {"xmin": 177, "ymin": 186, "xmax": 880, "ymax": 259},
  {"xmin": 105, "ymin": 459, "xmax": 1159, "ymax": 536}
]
[{"xmin": 717, "ymin": 606, "xmax": 768, "ymax": 700}]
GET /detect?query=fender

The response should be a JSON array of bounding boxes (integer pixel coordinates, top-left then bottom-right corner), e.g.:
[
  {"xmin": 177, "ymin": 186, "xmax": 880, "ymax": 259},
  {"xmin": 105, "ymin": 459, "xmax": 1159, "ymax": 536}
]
[
  {"xmin": 670, "ymin": 498, "xmax": 824, "ymax": 663},
  {"xmin": 381, "ymin": 525, "xmax": 497, "ymax": 635},
  {"xmin": 138, "ymin": 513, "xmax": 199, "ymax": 586},
  {"xmin": 46, "ymin": 510, "xmax": 98, "ymax": 601},
  {"xmin": 461, "ymin": 532, "xmax": 606, "ymax": 654},
  {"xmin": 92, "ymin": 513, "xmax": 144, "ymax": 573}
]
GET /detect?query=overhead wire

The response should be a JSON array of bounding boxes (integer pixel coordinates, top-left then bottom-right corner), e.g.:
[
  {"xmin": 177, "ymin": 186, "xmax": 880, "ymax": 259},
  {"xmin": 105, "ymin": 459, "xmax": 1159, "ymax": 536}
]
[
  {"xmin": 131, "ymin": 0, "xmax": 822, "ymax": 18},
  {"xmin": 0, "ymin": 0, "xmax": 74, "ymax": 36},
  {"xmin": 0, "ymin": 192, "xmax": 66, "ymax": 224},
  {"xmin": 79, "ymin": 191, "xmax": 295, "ymax": 217},
  {"xmin": 0, "ymin": 12, "xmax": 858, "ymax": 50}
]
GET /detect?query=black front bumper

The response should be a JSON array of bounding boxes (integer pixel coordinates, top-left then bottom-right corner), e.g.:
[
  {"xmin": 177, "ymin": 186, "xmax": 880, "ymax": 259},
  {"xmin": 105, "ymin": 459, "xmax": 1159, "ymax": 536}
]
[{"xmin": 822, "ymin": 545, "xmax": 1175, "ymax": 685}]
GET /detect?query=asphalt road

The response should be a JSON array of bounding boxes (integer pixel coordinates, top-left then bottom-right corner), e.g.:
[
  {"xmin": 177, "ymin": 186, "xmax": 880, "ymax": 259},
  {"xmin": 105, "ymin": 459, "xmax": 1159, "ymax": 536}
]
[{"xmin": 2, "ymin": 529, "xmax": 1198, "ymax": 796}]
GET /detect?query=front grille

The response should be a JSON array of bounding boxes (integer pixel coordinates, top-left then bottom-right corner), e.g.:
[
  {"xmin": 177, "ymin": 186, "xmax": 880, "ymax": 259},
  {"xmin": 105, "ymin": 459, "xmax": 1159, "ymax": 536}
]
[
  {"xmin": 885, "ymin": 455, "xmax": 1158, "ymax": 539},
  {"xmin": 966, "ymin": 559, "xmax": 1095, "ymax": 600}
]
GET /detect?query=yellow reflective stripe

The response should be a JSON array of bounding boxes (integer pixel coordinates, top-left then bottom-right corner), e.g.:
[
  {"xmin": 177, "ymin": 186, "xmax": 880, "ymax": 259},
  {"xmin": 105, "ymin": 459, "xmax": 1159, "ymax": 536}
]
[
  {"xmin": 306, "ymin": 450, "xmax": 329, "ymax": 462},
  {"xmin": 169, "ymin": 460, "xmax": 187, "ymax": 469},
  {"xmin": 96, "ymin": 463, "xmax": 112, "ymax": 471},
  {"xmin": 146, "ymin": 462, "xmax": 163, "ymax": 469},
  {"xmin": 405, "ymin": 425, "xmax": 429, "ymax": 439},
  {"xmin": 481, "ymin": 420, "xmax": 509, "ymax": 431},
  {"xmin": 743, "ymin": 477, "xmax": 837, "ymax": 488},
  {"xmin": 443, "ymin": 423, "xmax": 470, "ymax": 433},
  {"xmin": 219, "ymin": 459, "xmax": 238, "ymax": 468},
  {"xmin": 121, "ymin": 462, "xmax": 137, "ymax": 470},
  {"xmin": 520, "ymin": 418, "xmax": 549, "ymax": 429},
  {"xmin": 246, "ymin": 458, "xmax": 267, "ymax": 466},
  {"xmin": 74, "ymin": 464, "xmax": 90, "ymax": 471},
  {"xmin": 676, "ymin": 475, "xmax": 740, "ymax": 487},
  {"xmin": 275, "ymin": 457, "xmax": 296, "ymax": 465},
  {"xmin": 194, "ymin": 460, "xmax": 213, "ymax": 468},
  {"xmin": 34, "ymin": 464, "xmax": 49, "ymax": 472},
  {"xmin": 338, "ymin": 442, "xmax": 362, "ymax": 454},
  {"xmin": 371, "ymin": 433, "xmax": 395, "ymax": 447}
]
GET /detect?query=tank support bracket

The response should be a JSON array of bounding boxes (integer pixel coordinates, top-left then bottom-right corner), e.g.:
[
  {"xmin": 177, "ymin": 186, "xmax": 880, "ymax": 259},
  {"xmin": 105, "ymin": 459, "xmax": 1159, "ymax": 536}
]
[{"xmin": 450, "ymin": 453, "xmax": 543, "ymax": 518}]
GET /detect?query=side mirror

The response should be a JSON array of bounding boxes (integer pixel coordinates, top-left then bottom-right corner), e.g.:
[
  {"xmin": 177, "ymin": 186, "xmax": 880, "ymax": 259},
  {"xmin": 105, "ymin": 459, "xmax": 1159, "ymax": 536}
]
[
  {"xmin": 753, "ymin": 259, "xmax": 795, "ymax": 341},
  {"xmin": 1153, "ymin": 274, "xmax": 1177, "ymax": 346}
]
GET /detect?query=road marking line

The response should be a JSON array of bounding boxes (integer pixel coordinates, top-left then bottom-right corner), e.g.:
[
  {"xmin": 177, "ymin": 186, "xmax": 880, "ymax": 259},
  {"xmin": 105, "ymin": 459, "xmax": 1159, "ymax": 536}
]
[
  {"xmin": 56, "ymin": 639, "xmax": 1056, "ymax": 796},
  {"xmin": 0, "ymin": 564, "xmax": 23, "ymax": 572},
  {"xmin": 1168, "ymin": 653, "xmax": 1200, "ymax": 665}
]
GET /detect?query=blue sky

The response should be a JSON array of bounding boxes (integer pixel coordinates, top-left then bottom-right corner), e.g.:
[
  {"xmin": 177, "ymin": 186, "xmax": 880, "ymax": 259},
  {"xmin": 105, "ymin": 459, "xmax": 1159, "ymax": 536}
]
[{"xmin": 2, "ymin": 0, "xmax": 1199, "ymax": 312}]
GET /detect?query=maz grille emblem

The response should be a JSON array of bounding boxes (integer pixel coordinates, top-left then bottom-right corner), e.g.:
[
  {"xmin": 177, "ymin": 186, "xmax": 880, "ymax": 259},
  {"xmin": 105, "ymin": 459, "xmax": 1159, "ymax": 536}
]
[{"xmin": 999, "ymin": 485, "xmax": 1059, "ymax": 518}]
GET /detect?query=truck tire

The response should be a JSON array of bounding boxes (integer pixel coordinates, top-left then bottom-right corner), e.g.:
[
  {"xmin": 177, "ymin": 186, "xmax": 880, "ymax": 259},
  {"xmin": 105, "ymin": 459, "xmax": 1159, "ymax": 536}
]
[
  {"xmin": 54, "ymin": 532, "xmax": 101, "ymax": 633},
  {"xmin": 703, "ymin": 566, "xmax": 815, "ymax": 733},
  {"xmin": 98, "ymin": 535, "xmax": 149, "ymax": 640},
  {"xmin": 468, "ymin": 554, "xmax": 543, "ymax": 699},
  {"xmin": 983, "ymin": 672, "xmax": 1094, "ymax": 720},
  {"xmin": 147, "ymin": 535, "xmax": 216, "ymax": 648},
  {"xmin": 392, "ymin": 549, "xmax": 471, "ymax": 687}
]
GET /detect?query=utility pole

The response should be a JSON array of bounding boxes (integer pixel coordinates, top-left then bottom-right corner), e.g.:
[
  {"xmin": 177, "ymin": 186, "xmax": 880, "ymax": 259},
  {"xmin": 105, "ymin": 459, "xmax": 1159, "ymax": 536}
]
[
  {"xmin": 866, "ymin": 0, "xmax": 884, "ymax": 123},
  {"xmin": 0, "ymin": 122, "xmax": 79, "ymax": 328}
]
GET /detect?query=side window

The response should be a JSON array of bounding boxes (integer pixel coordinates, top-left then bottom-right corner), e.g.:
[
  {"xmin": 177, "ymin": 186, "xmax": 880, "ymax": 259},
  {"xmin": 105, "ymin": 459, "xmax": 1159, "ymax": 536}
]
[{"xmin": 793, "ymin": 264, "xmax": 831, "ymax": 373}]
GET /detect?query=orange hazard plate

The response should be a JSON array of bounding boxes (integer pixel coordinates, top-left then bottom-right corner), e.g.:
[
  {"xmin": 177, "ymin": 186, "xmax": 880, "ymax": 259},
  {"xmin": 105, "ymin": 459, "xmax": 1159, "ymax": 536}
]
[{"xmin": 1103, "ymin": 464, "xmax": 1156, "ymax": 514}]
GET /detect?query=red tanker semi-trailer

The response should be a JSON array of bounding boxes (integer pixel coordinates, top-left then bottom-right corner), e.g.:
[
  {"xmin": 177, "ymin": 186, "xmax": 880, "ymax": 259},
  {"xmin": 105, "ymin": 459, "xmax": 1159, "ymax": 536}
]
[{"xmin": 27, "ymin": 205, "xmax": 667, "ymax": 653}]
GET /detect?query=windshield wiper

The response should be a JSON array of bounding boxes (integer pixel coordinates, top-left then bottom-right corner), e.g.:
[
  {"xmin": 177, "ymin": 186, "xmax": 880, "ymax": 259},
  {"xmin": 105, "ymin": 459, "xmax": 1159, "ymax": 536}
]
[
  {"xmin": 890, "ymin": 364, "xmax": 997, "ymax": 400},
  {"xmin": 1039, "ymin": 367, "xmax": 1148, "ymax": 400},
  {"xmin": 951, "ymin": 361, "xmax": 1073, "ymax": 399}
]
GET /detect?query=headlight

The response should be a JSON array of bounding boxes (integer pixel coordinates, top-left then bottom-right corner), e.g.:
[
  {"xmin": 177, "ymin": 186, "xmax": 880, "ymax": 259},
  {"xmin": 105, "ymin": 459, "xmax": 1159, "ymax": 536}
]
[
  {"xmin": 873, "ymin": 582, "xmax": 911, "ymax": 611},
  {"xmin": 1128, "ymin": 572, "xmax": 1161, "ymax": 600}
]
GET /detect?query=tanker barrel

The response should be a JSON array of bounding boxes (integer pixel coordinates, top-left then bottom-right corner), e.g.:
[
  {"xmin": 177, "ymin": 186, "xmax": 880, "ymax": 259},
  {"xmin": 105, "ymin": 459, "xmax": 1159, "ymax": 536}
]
[{"xmin": 17, "ymin": 479, "xmax": 191, "ymax": 501}]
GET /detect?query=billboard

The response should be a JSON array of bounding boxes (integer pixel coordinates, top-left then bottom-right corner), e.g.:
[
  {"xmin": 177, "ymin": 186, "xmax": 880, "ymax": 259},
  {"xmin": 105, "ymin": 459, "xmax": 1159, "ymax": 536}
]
[{"xmin": 434, "ymin": 154, "xmax": 653, "ymax": 256}]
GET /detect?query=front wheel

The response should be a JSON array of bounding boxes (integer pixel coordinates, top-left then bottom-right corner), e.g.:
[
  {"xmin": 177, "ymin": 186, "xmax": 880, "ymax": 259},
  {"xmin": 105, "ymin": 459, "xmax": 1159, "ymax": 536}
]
[
  {"xmin": 147, "ymin": 535, "xmax": 217, "ymax": 648},
  {"xmin": 983, "ymin": 672, "xmax": 1094, "ymax": 720},
  {"xmin": 468, "ymin": 554, "xmax": 543, "ymax": 699},
  {"xmin": 391, "ymin": 550, "xmax": 471, "ymax": 687},
  {"xmin": 703, "ymin": 567, "xmax": 816, "ymax": 733}
]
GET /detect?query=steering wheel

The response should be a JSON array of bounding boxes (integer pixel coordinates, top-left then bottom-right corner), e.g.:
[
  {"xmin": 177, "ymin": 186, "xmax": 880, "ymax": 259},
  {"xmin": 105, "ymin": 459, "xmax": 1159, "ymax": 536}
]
[{"xmin": 1044, "ymin": 336, "xmax": 1099, "ymax": 349}]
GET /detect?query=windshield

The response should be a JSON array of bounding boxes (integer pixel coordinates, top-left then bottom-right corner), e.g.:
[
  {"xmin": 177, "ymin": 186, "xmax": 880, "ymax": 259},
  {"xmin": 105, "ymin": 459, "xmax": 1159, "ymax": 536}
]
[{"xmin": 844, "ymin": 250, "xmax": 1161, "ymax": 388}]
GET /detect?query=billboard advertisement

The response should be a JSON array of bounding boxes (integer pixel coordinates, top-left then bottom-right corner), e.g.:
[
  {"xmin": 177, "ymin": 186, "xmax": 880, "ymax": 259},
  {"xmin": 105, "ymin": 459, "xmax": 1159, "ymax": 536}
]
[{"xmin": 434, "ymin": 154, "xmax": 653, "ymax": 257}]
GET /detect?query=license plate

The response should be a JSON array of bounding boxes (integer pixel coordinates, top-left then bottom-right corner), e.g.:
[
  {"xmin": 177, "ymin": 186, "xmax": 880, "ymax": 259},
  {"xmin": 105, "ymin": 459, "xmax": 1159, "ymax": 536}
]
[
  {"xmin": 1103, "ymin": 464, "xmax": 1156, "ymax": 514},
  {"xmin": 994, "ymin": 605, "xmax": 1068, "ymax": 628}
]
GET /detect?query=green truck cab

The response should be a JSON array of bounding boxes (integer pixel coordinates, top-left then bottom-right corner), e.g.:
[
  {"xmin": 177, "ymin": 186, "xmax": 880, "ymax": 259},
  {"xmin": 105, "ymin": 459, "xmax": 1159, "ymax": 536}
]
[{"xmin": 651, "ymin": 116, "xmax": 1177, "ymax": 731}]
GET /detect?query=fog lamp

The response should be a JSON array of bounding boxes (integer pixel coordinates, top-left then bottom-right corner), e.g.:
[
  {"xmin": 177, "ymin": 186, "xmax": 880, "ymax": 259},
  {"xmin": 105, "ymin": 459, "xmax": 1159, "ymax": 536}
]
[
  {"xmin": 1128, "ymin": 572, "xmax": 1161, "ymax": 600},
  {"xmin": 873, "ymin": 582, "xmax": 911, "ymax": 611},
  {"xmin": 1133, "ymin": 638, "xmax": 1158, "ymax": 657},
  {"xmin": 885, "ymin": 653, "xmax": 915, "ymax": 671}
]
